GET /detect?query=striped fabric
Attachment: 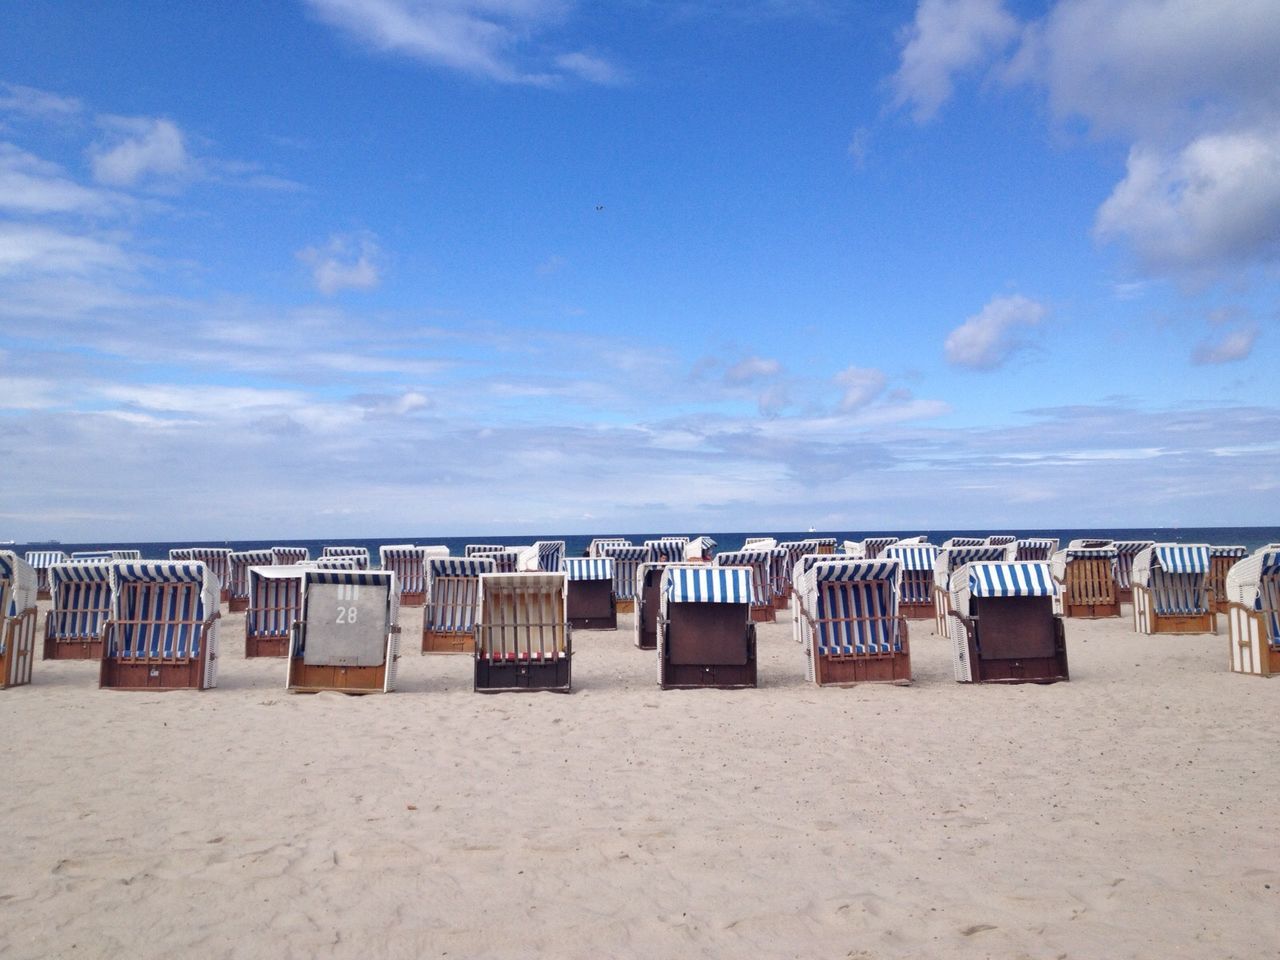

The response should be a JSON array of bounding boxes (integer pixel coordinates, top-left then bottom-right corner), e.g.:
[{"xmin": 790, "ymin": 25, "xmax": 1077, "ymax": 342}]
[
  {"xmin": 112, "ymin": 550, "xmax": 142, "ymax": 560},
  {"xmin": 465, "ymin": 544, "xmax": 505, "ymax": 557},
  {"xmin": 588, "ymin": 538, "xmax": 631, "ymax": 557},
  {"xmin": 967, "ymin": 562, "xmax": 1056, "ymax": 597},
  {"xmin": 563, "ymin": 557, "xmax": 614, "ymax": 582},
  {"xmin": 1209, "ymin": 545, "xmax": 1247, "ymax": 559},
  {"xmin": 744, "ymin": 537, "xmax": 776, "ymax": 548},
  {"xmin": 425, "ymin": 557, "xmax": 493, "ymax": 631},
  {"xmin": 810, "ymin": 560, "xmax": 899, "ymax": 583},
  {"xmin": 602, "ymin": 545, "xmax": 647, "ymax": 600},
  {"xmin": 25, "ymin": 549, "xmax": 67, "ymax": 593},
  {"xmin": 859, "ymin": 537, "xmax": 898, "ymax": 559},
  {"xmin": 321, "ymin": 546, "xmax": 369, "ymax": 569},
  {"xmin": 228, "ymin": 550, "xmax": 273, "ymax": 600},
  {"xmin": 1150, "ymin": 568, "xmax": 1208, "ymax": 615},
  {"xmin": 1068, "ymin": 539, "xmax": 1114, "ymax": 550},
  {"xmin": 713, "ymin": 550, "xmax": 771, "ymax": 602},
  {"xmin": 1261, "ymin": 575, "xmax": 1280, "ymax": 644},
  {"xmin": 1152, "ymin": 545, "xmax": 1210, "ymax": 574},
  {"xmin": 1015, "ymin": 538, "xmax": 1059, "ymax": 561},
  {"xmin": 272, "ymin": 546, "xmax": 309, "ymax": 564},
  {"xmin": 72, "ymin": 551, "xmax": 114, "ymax": 561},
  {"xmin": 488, "ymin": 550, "xmax": 521, "ymax": 573},
  {"xmin": 646, "ymin": 539, "xmax": 687, "ymax": 564},
  {"xmin": 664, "ymin": 566, "xmax": 754, "ymax": 604},
  {"xmin": 792, "ymin": 553, "xmax": 861, "ymax": 582},
  {"xmin": 1113, "ymin": 540, "xmax": 1154, "ymax": 589},
  {"xmin": 109, "ymin": 562, "xmax": 216, "ymax": 659},
  {"xmin": 985, "ymin": 535, "xmax": 1016, "ymax": 546},
  {"xmin": 169, "ymin": 548, "xmax": 232, "ymax": 590},
  {"xmin": 802, "ymin": 561, "xmax": 901, "ymax": 656},
  {"xmin": 47, "ymin": 561, "xmax": 113, "ymax": 639},
  {"xmin": 379, "ymin": 545, "xmax": 429, "ymax": 595},
  {"xmin": 934, "ymin": 545, "xmax": 1011, "ymax": 589},
  {"xmin": 883, "ymin": 544, "xmax": 938, "ymax": 604},
  {"xmin": 0, "ymin": 552, "xmax": 36, "ymax": 618},
  {"xmin": 1223, "ymin": 549, "xmax": 1280, "ymax": 613},
  {"xmin": 246, "ymin": 567, "xmax": 304, "ymax": 638},
  {"xmin": 535, "ymin": 541, "xmax": 566, "ymax": 572},
  {"xmin": 1260, "ymin": 551, "xmax": 1280, "ymax": 577},
  {"xmin": 684, "ymin": 536, "xmax": 717, "ymax": 560},
  {"xmin": 943, "ymin": 537, "xmax": 987, "ymax": 548}
]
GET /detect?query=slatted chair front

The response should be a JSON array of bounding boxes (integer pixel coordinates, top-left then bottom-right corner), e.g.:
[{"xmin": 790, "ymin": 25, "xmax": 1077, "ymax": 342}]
[
  {"xmin": 1207, "ymin": 545, "xmax": 1247, "ymax": 612},
  {"xmin": 797, "ymin": 559, "xmax": 909, "ymax": 685},
  {"xmin": 45, "ymin": 560, "xmax": 114, "ymax": 659},
  {"xmin": 102, "ymin": 562, "xmax": 219, "ymax": 690},
  {"xmin": 378, "ymin": 545, "xmax": 431, "ymax": 605},
  {"xmin": 228, "ymin": 550, "xmax": 273, "ymax": 611},
  {"xmin": 423, "ymin": 557, "xmax": 494, "ymax": 653},
  {"xmin": 588, "ymin": 538, "xmax": 631, "ymax": 558},
  {"xmin": 882, "ymin": 543, "xmax": 938, "ymax": 616},
  {"xmin": 602, "ymin": 545, "xmax": 648, "ymax": 606},
  {"xmin": 934, "ymin": 545, "xmax": 1012, "ymax": 632},
  {"xmin": 474, "ymin": 573, "xmax": 570, "ymax": 691},
  {"xmin": 245, "ymin": 566, "xmax": 304, "ymax": 657}
]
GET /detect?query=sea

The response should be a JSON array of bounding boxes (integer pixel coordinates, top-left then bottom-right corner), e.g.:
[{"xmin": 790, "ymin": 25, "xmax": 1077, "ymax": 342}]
[{"xmin": 10, "ymin": 526, "xmax": 1280, "ymax": 561}]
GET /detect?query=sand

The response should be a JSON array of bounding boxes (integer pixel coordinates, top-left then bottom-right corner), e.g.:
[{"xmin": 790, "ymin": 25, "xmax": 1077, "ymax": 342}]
[{"xmin": 1, "ymin": 603, "xmax": 1277, "ymax": 960}]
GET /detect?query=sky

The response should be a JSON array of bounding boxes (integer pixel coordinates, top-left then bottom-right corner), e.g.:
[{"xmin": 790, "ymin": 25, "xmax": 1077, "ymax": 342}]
[{"xmin": 1, "ymin": 0, "xmax": 1278, "ymax": 541}]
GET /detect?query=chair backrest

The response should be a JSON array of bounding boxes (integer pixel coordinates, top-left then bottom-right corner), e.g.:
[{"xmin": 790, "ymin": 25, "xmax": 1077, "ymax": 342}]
[
  {"xmin": 297, "ymin": 569, "xmax": 397, "ymax": 666},
  {"xmin": 858, "ymin": 536, "xmax": 898, "ymax": 559},
  {"xmin": 25, "ymin": 550, "xmax": 67, "ymax": 593},
  {"xmin": 378, "ymin": 545, "xmax": 430, "ymax": 595},
  {"xmin": 229, "ymin": 550, "xmax": 273, "ymax": 600},
  {"xmin": 72, "ymin": 551, "xmax": 114, "ymax": 561},
  {"xmin": 1015, "ymin": 538, "xmax": 1059, "ymax": 561},
  {"xmin": 564, "ymin": 557, "xmax": 614, "ymax": 584},
  {"xmin": 246, "ymin": 566, "xmax": 305, "ymax": 638},
  {"xmin": 796, "ymin": 559, "xmax": 902, "ymax": 655},
  {"xmin": 47, "ymin": 560, "xmax": 113, "ymax": 639},
  {"xmin": 1067, "ymin": 538, "xmax": 1114, "ymax": 550},
  {"xmin": 487, "ymin": 549, "xmax": 521, "ymax": 573},
  {"xmin": 712, "ymin": 550, "xmax": 771, "ymax": 602},
  {"xmin": 882, "ymin": 543, "xmax": 939, "ymax": 603},
  {"xmin": 601, "ymin": 545, "xmax": 647, "ymax": 600},
  {"xmin": 942, "ymin": 537, "xmax": 986, "ymax": 548},
  {"xmin": 425, "ymin": 557, "xmax": 494, "ymax": 631},
  {"xmin": 934, "ymin": 544, "xmax": 1014, "ymax": 591},
  {"xmin": 950, "ymin": 561, "xmax": 1056, "ymax": 618},
  {"xmin": 271, "ymin": 546, "xmax": 309, "ymax": 564},
  {"xmin": 109, "ymin": 562, "xmax": 217, "ymax": 659},
  {"xmin": 477, "ymin": 573, "xmax": 567, "ymax": 658},
  {"xmin": 321, "ymin": 546, "xmax": 369, "ymax": 569},
  {"xmin": 168, "ymin": 548, "xmax": 232, "ymax": 588},
  {"xmin": 1131, "ymin": 544, "xmax": 1210, "ymax": 614}
]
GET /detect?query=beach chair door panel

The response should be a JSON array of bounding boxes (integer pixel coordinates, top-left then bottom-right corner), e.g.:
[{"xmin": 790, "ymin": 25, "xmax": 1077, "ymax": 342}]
[
  {"xmin": 666, "ymin": 604, "xmax": 750, "ymax": 666},
  {"xmin": 303, "ymin": 583, "xmax": 388, "ymax": 667}
]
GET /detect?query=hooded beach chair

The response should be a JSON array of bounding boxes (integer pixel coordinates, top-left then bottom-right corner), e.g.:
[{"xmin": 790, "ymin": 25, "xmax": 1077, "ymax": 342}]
[
  {"xmin": 789, "ymin": 554, "xmax": 861, "ymax": 646},
  {"xmin": 881, "ymin": 542, "xmax": 939, "ymax": 620},
  {"xmin": 0, "ymin": 552, "xmax": 37, "ymax": 688},
  {"xmin": 564, "ymin": 557, "xmax": 617, "ymax": 630},
  {"xmin": 1051, "ymin": 543, "xmax": 1121, "ymax": 618},
  {"xmin": 465, "ymin": 544, "xmax": 504, "ymax": 558},
  {"xmin": 712, "ymin": 549, "xmax": 775, "ymax": 622},
  {"xmin": 765, "ymin": 546, "xmax": 792, "ymax": 610},
  {"xmin": 101, "ymin": 561, "xmax": 220, "ymax": 690},
  {"xmin": 1016, "ymin": 538, "xmax": 1059, "ymax": 562},
  {"xmin": 25, "ymin": 550, "xmax": 67, "ymax": 600},
  {"xmin": 933, "ymin": 544, "xmax": 1014, "ymax": 633},
  {"xmin": 534, "ymin": 541, "xmax": 565, "ymax": 572},
  {"xmin": 378, "ymin": 545, "xmax": 437, "ymax": 606},
  {"xmin": 634, "ymin": 560, "xmax": 681, "ymax": 650},
  {"xmin": 487, "ymin": 549, "xmax": 521, "ymax": 573},
  {"xmin": 794, "ymin": 558, "xmax": 910, "ymax": 686},
  {"xmin": 602, "ymin": 544, "xmax": 647, "ymax": 613},
  {"xmin": 1130, "ymin": 544, "xmax": 1214, "ymax": 635},
  {"xmin": 947, "ymin": 561, "xmax": 1067, "ymax": 683},
  {"xmin": 657, "ymin": 565, "xmax": 756, "ymax": 689},
  {"xmin": 271, "ymin": 546, "xmax": 309, "ymax": 565},
  {"xmin": 169, "ymin": 548, "xmax": 232, "ymax": 602},
  {"xmin": 244, "ymin": 565, "xmax": 306, "ymax": 657},
  {"xmin": 588, "ymin": 538, "xmax": 631, "ymax": 558},
  {"xmin": 43, "ymin": 560, "xmax": 113, "ymax": 659},
  {"xmin": 856, "ymin": 536, "xmax": 898, "ymax": 559},
  {"xmin": 227, "ymin": 549, "xmax": 273, "ymax": 612},
  {"xmin": 1207, "ymin": 545, "xmax": 1247, "ymax": 614},
  {"xmin": 684, "ymin": 537, "xmax": 717, "ymax": 562},
  {"xmin": 942, "ymin": 537, "xmax": 987, "ymax": 549},
  {"xmin": 985, "ymin": 535, "xmax": 1017, "ymax": 548},
  {"xmin": 286, "ymin": 569, "xmax": 399, "ymax": 693},
  {"xmin": 1113, "ymin": 540, "xmax": 1155, "ymax": 605},
  {"xmin": 645, "ymin": 539, "xmax": 688, "ymax": 564},
  {"xmin": 1224, "ymin": 547, "xmax": 1280, "ymax": 676},
  {"xmin": 321, "ymin": 545, "xmax": 369, "ymax": 570},
  {"xmin": 422, "ymin": 556, "xmax": 494, "ymax": 654},
  {"xmin": 474, "ymin": 572, "xmax": 571, "ymax": 692}
]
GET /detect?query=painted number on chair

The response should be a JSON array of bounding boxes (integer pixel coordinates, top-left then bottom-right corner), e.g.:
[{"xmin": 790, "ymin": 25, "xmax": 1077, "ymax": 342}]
[
  {"xmin": 336, "ymin": 605, "xmax": 358, "ymax": 624},
  {"xmin": 335, "ymin": 583, "xmax": 359, "ymax": 623}
]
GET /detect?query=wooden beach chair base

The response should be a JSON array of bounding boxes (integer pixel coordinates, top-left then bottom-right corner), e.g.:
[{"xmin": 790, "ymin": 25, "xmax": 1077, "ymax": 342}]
[
  {"xmin": 900, "ymin": 600, "xmax": 934, "ymax": 620},
  {"xmin": 749, "ymin": 603, "xmax": 775, "ymax": 623},
  {"xmin": 287, "ymin": 659, "xmax": 388, "ymax": 694},
  {"xmin": 228, "ymin": 597, "xmax": 249, "ymax": 613},
  {"xmin": 1116, "ymin": 587, "xmax": 1134, "ymax": 605},
  {"xmin": 1063, "ymin": 600, "xmax": 1121, "ymax": 618},
  {"xmin": 38, "ymin": 589, "xmax": 51, "ymax": 602},
  {"xmin": 100, "ymin": 655, "xmax": 212, "ymax": 691},
  {"xmin": 814, "ymin": 652, "xmax": 911, "ymax": 686},
  {"xmin": 2, "ymin": 608, "xmax": 37, "ymax": 688},
  {"xmin": 615, "ymin": 598, "xmax": 635, "ymax": 614},
  {"xmin": 399, "ymin": 590, "xmax": 425, "ymax": 607},
  {"xmin": 421, "ymin": 629, "xmax": 473, "ymax": 654},
  {"xmin": 1227, "ymin": 604, "xmax": 1280, "ymax": 676},
  {"xmin": 660, "ymin": 606, "xmax": 756, "ymax": 690},
  {"xmin": 474, "ymin": 655, "xmax": 571, "ymax": 693},
  {"xmin": 245, "ymin": 634, "xmax": 289, "ymax": 658},
  {"xmin": 1132, "ymin": 586, "xmax": 1213, "ymax": 634},
  {"xmin": 566, "ymin": 580, "xmax": 617, "ymax": 630},
  {"xmin": 955, "ymin": 598, "xmax": 1068, "ymax": 683},
  {"xmin": 43, "ymin": 637, "xmax": 103, "ymax": 660}
]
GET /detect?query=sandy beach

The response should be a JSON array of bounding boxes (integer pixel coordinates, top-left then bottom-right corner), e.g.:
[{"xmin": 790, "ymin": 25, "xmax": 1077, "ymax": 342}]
[{"xmin": 2, "ymin": 602, "xmax": 1277, "ymax": 960}]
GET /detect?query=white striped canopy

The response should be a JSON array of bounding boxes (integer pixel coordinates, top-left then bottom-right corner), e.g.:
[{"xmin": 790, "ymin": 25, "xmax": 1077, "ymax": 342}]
[
  {"xmin": 429, "ymin": 556, "xmax": 495, "ymax": 579},
  {"xmin": 25, "ymin": 550, "xmax": 68, "ymax": 568},
  {"xmin": 378, "ymin": 545, "xmax": 430, "ymax": 593},
  {"xmin": 943, "ymin": 537, "xmax": 986, "ymax": 548},
  {"xmin": 985, "ymin": 535, "xmax": 1016, "ymax": 546},
  {"xmin": 465, "ymin": 544, "xmax": 504, "ymax": 557},
  {"xmin": 1151, "ymin": 545, "xmax": 1210, "ymax": 574},
  {"xmin": 321, "ymin": 546, "xmax": 369, "ymax": 569},
  {"xmin": 246, "ymin": 565, "xmax": 306, "ymax": 638},
  {"xmin": 228, "ymin": 550, "xmax": 274, "ymax": 598},
  {"xmin": 1208, "ymin": 545, "xmax": 1247, "ymax": 559},
  {"xmin": 966, "ymin": 562, "xmax": 1056, "ymax": 597},
  {"xmin": 271, "ymin": 546, "xmax": 309, "ymax": 564},
  {"xmin": 934, "ymin": 545, "xmax": 1011, "ymax": 589},
  {"xmin": 1067, "ymin": 538, "xmax": 1114, "ymax": 550},
  {"xmin": 645, "ymin": 539, "xmax": 687, "ymax": 563},
  {"xmin": 601, "ymin": 544, "xmax": 647, "ymax": 600},
  {"xmin": 858, "ymin": 537, "xmax": 898, "ymax": 558},
  {"xmin": 588, "ymin": 538, "xmax": 631, "ymax": 557},
  {"xmin": 663, "ymin": 566, "xmax": 754, "ymax": 604},
  {"xmin": 1015, "ymin": 538, "xmax": 1059, "ymax": 561},
  {"xmin": 534, "ymin": 541, "xmax": 565, "ymax": 572},
  {"xmin": 72, "ymin": 551, "xmax": 114, "ymax": 561},
  {"xmin": 563, "ymin": 557, "xmax": 614, "ymax": 582},
  {"xmin": 882, "ymin": 543, "xmax": 938, "ymax": 571}
]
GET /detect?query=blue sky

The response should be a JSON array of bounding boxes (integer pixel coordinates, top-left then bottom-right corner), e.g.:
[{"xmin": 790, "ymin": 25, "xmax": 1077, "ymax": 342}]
[{"xmin": 1, "ymin": 0, "xmax": 1277, "ymax": 540}]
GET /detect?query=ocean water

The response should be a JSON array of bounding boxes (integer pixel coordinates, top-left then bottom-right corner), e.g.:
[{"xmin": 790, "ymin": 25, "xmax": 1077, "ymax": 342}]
[{"xmin": 12, "ymin": 526, "xmax": 1280, "ymax": 562}]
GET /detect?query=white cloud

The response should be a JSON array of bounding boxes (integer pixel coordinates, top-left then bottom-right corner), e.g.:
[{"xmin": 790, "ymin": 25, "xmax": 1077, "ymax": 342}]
[
  {"xmin": 944, "ymin": 294, "xmax": 1045, "ymax": 369},
  {"xmin": 835, "ymin": 366, "xmax": 886, "ymax": 409},
  {"xmin": 0, "ymin": 143, "xmax": 123, "ymax": 215},
  {"xmin": 1192, "ymin": 326, "xmax": 1258, "ymax": 365},
  {"xmin": 0, "ymin": 223, "xmax": 130, "ymax": 276},
  {"xmin": 297, "ymin": 232, "xmax": 383, "ymax": 296},
  {"xmin": 724, "ymin": 356, "xmax": 780, "ymax": 384},
  {"xmin": 1094, "ymin": 128, "xmax": 1280, "ymax": 274},
  {"xmin": 89, "ymin": 116, "xmax": 193, "ymax": 187},
  {"xmin": 0, "ymin": 83, "xmax": 82, "ymax": 119},
  {"xmin": 304, "ymin": 0, "xmax": 617, "ymax": 86},
  {"xmin": 891, "ymin": 0, "xmax": 1018, "ymax": 123}
]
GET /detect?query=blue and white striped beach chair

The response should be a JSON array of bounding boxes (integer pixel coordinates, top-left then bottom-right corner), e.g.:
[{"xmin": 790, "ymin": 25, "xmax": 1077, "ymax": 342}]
[
  {"xmin": 101, "ymin": 561, "xmax": 220, "ymax": 690},
  {"xmin": 794, "ymin": 558, "xmax": 910, "ymax": 685},
  {"xmin": 169, "ymin": 548, "xmax": 232, "ymax": 602},
  {"xmin": 1224, "ymin": 548, "xmax": 1280, "ymax": 676},
  {"xmin": 244, "ymin": 565, "xmax": 305, "ymax": 657},
  {"xmin": 465, "ymin": 544, "xmax": 505, "ymax": 558},
  {"xmin": 1207, "ymin": 545, "xmax": 1247, "ymax": 613},
  {"xmin": 271, "ymin": 546, "xmax": 309, "ymax": 565},
  {"xmin": 1130, "ymin": 544, "xmax": 1213, "ymax": 635},
  {"xmin": 227, "ymin": 549, "xmax": 273, "ymax": 612},
  {"xmin": 43, "ymin": 560, "xmax": 114, "ymax": 659},
  {"xmin": 321, "ymin": 545, "xmax": 369, "ymax": 570},
  {"xmin": 378, "ymin": 545, "xmax": 436, "ymax": 606},
  {"xmin": 1015, "ymin": 538, "xmax": 1059, "ymax": 561},
  {"xmin": 25, "ymin": 549, "xmax": 67, "ymax": 599},
  {"xmin": 947, "ymin": 561, "xmax": 1066, "ymax": 683},
  {"xmin": 287, "ymin": 569, "xmax": 400, "ymax": 694},
  {"xmin": 644, "ymin": 538, "xmax": 688, "ymax": 565},
  {"xmin": 588, "ymin": 538, "xmax": 631, "ymax": 558},
  {"xmin": 602, "ymin": 544, "xmax": 647, "ymax": 612},
  {"xmin": 934, "ymin": 544, "xmax": 1014, "ymax": 633},
  {"xmin": 882, "ymin": 542, "xmax": 939, "ymax": 619},
  {"xmin": 1051, "ymin": 542, "xmax": 1121, "ymax": 618},
  {"xmin": 856, "ymin": 536, "xmax": 899, "ymax": 559},
  {"xmin": 713, "ymin": 549, "xmax": 775, "ymax": 622},
  {"xmin": 422, "ymin": 556, "xmax": 494, "ymax": 654},
  {"xmin": 1113, "ymin": 540, "xmax": 1155, "ymax": 604},
  {"xmin": 534, "ymin": 541, "xmax": 565, "ymax": 572},
  {"xmin": 0, "ymin": 552, "xmax": 37, "ymax": 688},
  {"xmin": 657, "ymin": 565, "xmax": 756, "ymax": 689},
  {"xmin": 474, "ymin": 572, "xmax": 571, "ymax": 692},
  {"xmin": 563, "ymin": 557, "xmax": 616, "ymax": 630}
]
